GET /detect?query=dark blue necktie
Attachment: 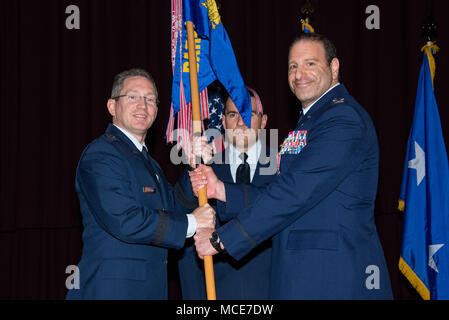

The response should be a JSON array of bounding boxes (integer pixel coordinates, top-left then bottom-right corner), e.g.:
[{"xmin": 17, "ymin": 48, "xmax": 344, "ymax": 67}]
[
  {"xmin": 236, "ymin": 152, "xmax": 250, "ymax": 184},
  {"xmin": 295, "ymin": 109, "xmax": 304, "ymax": 130}
]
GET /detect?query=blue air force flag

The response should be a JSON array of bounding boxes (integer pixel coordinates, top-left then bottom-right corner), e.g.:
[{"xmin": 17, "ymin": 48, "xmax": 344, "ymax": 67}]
[{"xmin": 398, "ymin": 44, "xmax": 449, "ymax": 300}]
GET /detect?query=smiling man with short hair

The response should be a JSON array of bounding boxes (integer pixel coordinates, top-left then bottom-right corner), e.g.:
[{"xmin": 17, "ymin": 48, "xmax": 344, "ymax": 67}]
[
  {"xmin": 67, "ymin": 68, "xmax": 215, "ymax": 300},
  {"xmin": 191, "ymin": 34, "xmax": 393, "ymax": 300}
]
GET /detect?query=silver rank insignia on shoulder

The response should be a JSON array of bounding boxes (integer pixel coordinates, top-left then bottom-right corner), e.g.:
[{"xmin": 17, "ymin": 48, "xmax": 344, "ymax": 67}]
[{"xmin": 333, "ymin": 98, "xmax": 345, "ymax": 104}]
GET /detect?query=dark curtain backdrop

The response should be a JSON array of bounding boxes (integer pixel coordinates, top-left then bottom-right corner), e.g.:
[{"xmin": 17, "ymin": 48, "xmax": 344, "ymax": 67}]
[{"xmin": 1, "ymin": 0, "xmax": 448, "ymax": 299}]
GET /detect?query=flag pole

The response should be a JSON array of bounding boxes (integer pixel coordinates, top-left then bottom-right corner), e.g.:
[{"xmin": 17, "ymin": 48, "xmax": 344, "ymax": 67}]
[{"xmin": 186, "ymin": 20, "xmax": 217, "ymax": 300}]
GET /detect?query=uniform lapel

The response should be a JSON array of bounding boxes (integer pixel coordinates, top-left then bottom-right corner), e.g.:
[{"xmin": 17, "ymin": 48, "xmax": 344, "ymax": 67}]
[
  {"xmin": 295, "ymin": 84, "xmax": 349, "ymax": 129},
  {"xmin": 106, "ymin": 124, "xmax": 169, "ymax": 208}
]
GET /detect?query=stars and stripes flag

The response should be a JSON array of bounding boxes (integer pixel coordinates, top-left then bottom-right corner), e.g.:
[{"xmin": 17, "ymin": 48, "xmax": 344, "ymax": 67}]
[{"xmin": 398, "ymin": 43, "xmax": 449, "ymax": 300}]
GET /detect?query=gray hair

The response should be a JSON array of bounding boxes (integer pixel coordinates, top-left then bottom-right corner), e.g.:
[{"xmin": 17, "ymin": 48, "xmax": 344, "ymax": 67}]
[{"xmin": 111, "ymin": 68, "xmax": 158, "ymax": 99}]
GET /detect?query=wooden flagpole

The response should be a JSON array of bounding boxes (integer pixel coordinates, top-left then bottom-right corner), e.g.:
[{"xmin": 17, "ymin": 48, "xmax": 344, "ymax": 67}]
[{"xmin": 186, "ymin": 20, "xmax": 217, "ymax": 300}]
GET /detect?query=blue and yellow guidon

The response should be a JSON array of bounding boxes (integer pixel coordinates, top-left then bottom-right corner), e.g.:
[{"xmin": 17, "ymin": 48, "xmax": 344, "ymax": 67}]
[
  {"xmin": 183, "ymin": 31, "xmax": 201, "ymax": 73},
  {"xmin": 201, "ymin": 0, "xmax": 221, "ymax": 29}
]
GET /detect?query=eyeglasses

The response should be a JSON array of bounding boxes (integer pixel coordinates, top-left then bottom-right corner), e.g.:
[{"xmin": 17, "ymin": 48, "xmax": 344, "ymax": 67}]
[
  {"xmin": 225, "ymin": 111, "xmax": 259, "ymax": 120},
  {"xmin": 112, "ymin": 94, "xmax": 159, "ymax": 106}
]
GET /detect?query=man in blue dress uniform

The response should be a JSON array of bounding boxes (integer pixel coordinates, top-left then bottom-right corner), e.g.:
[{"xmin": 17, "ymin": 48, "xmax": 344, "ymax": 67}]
[
  {"xmin": 66, "ymin": 68, "xmax": 215, "ymax": 300},
  {"xmin": 176, "ymin": 88, "xmax": 277, "ymax": 299},
  {"xmin": 191, "ymin": 34, "xmax": 393, "ymax": 300}
]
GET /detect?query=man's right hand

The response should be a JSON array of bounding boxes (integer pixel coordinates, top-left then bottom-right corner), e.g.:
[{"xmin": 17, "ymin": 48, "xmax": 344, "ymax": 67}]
[
  {"xmin": 189, "ymin": 164, "xmax": 226, "ymax": 202},
  {"xmin": 192, "ymin": 203, "xmax": 216, "ymax": 229},
  {"xmin": 188, "ymin": 136, "xmax": 213, "ymax": 168}
]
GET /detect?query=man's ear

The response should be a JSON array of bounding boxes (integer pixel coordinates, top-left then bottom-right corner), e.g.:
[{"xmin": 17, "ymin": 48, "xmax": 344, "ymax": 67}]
[
  {"xmin": 331, "ymin": 58, "xmax": 340, "ymax": 82},
  {"xmin": 107, "ymin": 99, "xmax": 116, "ymax": 117},
  {"xmin": 260, "ymin": 114, "xmax": 268, "ymax": 130}
]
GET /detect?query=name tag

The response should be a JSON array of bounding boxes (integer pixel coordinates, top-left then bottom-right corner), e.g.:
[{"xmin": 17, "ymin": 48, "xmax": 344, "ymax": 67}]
[{"xmin": 143, "ymin": 187, "xmax": 157, "ymax": 194}]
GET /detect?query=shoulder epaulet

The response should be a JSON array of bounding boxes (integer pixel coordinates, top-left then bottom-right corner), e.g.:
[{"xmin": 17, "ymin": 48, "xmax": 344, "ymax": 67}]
[{"xmin": 103, "ymin": 133, "xmax": 118, "ymax": 142}]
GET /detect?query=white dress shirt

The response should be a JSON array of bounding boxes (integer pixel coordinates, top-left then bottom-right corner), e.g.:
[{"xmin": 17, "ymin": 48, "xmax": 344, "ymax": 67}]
[
  {"xmin": 302, "ymin": 83, "xmax": 341, "ymax": 115},
  {"xmin": 228, "ymin": 139, "xmax": 262, "ymax": 183}
]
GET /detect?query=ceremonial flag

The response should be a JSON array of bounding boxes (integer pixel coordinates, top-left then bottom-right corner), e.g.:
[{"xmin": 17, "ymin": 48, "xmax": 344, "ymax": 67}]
[
  {"xmin": 398, "ymin": 43, "xmax": 449, "ymax": 300},
  {"xmin": 168, "ymin": 0, "xmax": 209, "ymax": 147},
  {"xmin": 167, "ymin": 0, "xmax": 251, "ymax": 147}
]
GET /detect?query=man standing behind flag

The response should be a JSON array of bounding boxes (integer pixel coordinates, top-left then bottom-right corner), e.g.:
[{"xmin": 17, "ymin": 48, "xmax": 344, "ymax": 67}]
[
  {"xmin": 398, "ymin": 42, "xmax": 449, "ymax": 300},
  {"xmin": 176, "ymin": 87, "xmax": 275, "ymax": 300},
  {"xmin": 190, "ymin": 33, "xmax": 393, "ymax": 299}
]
